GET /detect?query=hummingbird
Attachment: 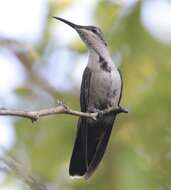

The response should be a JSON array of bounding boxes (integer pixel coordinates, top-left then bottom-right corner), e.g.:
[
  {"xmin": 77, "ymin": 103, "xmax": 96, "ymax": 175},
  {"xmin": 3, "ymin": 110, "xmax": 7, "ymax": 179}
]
[{"xmin": 53, "ymin": 17, "xmax": 127, "ymax": 179}]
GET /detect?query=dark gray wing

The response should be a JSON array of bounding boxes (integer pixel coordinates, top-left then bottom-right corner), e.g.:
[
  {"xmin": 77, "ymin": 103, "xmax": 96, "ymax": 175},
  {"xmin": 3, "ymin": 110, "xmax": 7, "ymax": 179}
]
[
  {"xmin": 69, "ymin": 67, "xmax": 91, "ymax": 176},
  {"xmin": 118, "ymin": 69, "xmax": 123, "ymax": 105},
  {"xmin": 80, "ymin": 67, "xmax": 92, "ymax": 112}
]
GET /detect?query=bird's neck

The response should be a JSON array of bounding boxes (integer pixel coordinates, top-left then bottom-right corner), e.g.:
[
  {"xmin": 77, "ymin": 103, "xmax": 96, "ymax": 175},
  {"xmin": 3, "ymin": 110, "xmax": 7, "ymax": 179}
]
[{"xmin": 87, "ymin": 49, "xmax": 117, "ymax": 72}]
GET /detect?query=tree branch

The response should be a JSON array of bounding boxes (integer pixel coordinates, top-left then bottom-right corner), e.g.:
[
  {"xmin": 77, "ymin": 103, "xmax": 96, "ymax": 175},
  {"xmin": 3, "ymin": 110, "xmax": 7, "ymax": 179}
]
[{"xmin": 0, "ymin": 102, "xmax": 128, "ymax": 122}]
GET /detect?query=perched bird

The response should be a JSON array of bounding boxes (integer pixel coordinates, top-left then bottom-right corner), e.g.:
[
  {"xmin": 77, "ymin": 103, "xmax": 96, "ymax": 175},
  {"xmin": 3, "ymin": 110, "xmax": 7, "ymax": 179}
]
[{"xmin": 53, "ymin": 17, "xmax": 127, "ymax": 179}]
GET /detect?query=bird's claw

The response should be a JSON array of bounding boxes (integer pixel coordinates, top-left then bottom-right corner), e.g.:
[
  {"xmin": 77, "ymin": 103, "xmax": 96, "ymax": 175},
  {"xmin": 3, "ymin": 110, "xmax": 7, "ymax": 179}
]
[
  {"xmin": 87, "ymin": 108, "xmax": 104, "ymax": 119},
  {"xmin": 93, "ymin": 109, "xmax": 104, "ymax": 119},
  {"xmin": 97, "ymin": 110, "xmax": 104, "ymax": 118}
]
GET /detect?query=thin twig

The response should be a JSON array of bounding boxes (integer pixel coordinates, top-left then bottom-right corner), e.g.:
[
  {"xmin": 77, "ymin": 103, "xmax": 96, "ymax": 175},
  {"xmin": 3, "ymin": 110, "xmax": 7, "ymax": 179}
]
[{"xmin": 0, "ymin": 103, "xmax": 128, "ymax": 123}]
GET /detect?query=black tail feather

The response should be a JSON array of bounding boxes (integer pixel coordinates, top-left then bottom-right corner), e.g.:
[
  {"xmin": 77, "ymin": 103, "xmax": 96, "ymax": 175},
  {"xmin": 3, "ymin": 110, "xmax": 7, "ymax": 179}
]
[
  {"xmin": 69, "ymin": 118, "xmax": 87, "ymax": 176},
  {"xmin": 69, "ymin": 114, "xmax": 116, "ymax": 178}
]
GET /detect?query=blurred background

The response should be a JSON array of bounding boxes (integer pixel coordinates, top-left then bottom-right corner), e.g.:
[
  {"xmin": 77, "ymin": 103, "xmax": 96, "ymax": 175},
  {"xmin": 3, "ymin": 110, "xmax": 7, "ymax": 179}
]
[{"xmin": 0, "ymin": 0, "xmax": 171, "ymax": 189}]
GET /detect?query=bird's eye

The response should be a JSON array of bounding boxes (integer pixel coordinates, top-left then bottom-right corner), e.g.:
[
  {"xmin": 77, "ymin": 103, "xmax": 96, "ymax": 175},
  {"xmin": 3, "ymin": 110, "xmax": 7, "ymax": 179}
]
[{"xmin": 92, "ymin": 28, "xmax": 98, "ymax": 33}]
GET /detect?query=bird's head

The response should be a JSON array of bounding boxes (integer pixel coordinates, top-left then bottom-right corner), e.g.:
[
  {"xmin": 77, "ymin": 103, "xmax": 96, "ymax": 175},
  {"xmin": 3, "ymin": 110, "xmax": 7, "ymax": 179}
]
[{"xmin": 53, "ymin": 17, "xmax": 107, "ymax": 54}]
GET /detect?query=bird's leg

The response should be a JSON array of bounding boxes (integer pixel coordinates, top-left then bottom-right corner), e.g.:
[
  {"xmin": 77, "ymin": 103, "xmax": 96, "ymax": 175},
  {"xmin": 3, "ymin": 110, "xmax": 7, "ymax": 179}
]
[
  {"xmin": 87, "ymin": 107, "xmax": 104, "ymax": 119},
  {"xmin": 87, "ymin": 105, "xmax": 128, "ymax": 119},
  {"xmin": 95, "ymin": 109, "xmax": 104, "ymax": 118}
]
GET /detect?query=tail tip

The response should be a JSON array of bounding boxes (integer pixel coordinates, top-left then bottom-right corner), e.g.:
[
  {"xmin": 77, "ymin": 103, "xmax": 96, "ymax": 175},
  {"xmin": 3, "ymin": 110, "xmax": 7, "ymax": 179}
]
[{"xmin": 69, "ymin": 174, "xmax": 83, "ymax": 179}]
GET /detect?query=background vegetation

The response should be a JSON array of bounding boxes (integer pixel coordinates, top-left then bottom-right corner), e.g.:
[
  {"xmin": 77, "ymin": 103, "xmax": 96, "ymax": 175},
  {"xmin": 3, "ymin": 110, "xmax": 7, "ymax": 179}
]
[{"xmin": 0, "ymin": 0, "xmax": 171, "ymax": 190}]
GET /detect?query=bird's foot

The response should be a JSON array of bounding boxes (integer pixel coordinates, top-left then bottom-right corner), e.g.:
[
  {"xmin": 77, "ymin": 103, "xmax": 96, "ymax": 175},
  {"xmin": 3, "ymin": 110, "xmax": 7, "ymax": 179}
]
[
  {"xmin": 87, "ymin": 108, "xmax": 104, "ymax": 119},
  {"xmin": 96, "ymin": 109, "xmax": 104, "ymax": 119}
]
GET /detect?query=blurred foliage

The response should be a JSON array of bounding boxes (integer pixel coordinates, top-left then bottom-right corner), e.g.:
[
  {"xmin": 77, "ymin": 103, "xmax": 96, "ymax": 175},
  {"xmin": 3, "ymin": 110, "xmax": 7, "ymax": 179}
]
[{"xmin": 1, "ymin": 0, "xmax": 171, "ymax": 190}]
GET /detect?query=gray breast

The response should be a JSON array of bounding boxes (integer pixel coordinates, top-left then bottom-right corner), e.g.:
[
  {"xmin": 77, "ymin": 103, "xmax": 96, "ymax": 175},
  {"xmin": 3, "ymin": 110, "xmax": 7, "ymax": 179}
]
[
  {"xmin": 87, "ymin": 48, "xmax": 122, "ymax": 110},
  {"xmin": 88, "ymin": 69, "xmax": 121, "ymax": 110}
]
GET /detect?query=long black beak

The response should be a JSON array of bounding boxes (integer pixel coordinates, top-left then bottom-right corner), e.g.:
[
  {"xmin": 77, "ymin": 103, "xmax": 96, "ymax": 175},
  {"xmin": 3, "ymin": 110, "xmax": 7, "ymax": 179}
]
[{"xmin": 53, "ymin": 17, "xmax": 79, "ymax": 29}]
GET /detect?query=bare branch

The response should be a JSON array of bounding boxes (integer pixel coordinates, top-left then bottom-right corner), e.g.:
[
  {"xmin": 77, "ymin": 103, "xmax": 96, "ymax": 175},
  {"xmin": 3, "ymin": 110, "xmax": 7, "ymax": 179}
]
[{"xmin": 0, "ymin": 103, "xmax": 128, "ymax": 122}]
